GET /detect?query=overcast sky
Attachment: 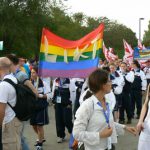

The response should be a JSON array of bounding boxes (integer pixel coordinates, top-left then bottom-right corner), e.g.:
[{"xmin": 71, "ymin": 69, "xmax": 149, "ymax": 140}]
[{"xmin": 64, "ymin": 0, "xmax": 150, "ymax": 40}]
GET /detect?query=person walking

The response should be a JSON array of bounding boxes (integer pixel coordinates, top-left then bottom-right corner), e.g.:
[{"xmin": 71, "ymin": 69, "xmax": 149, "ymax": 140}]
[
  {"xmin": 7, "ymin": 54, "xmax": 39, "ymax": 150},
  {"xmin": 30, "ymin": 66, "xmax": 50, "ymax": 150},
  {"xmin": 0, "ymin": 57, "xmax": 22, "ymax": 150},
  {"xmin": 73, "ymin": 69, "xmax": 136, "ymax": 150},
  {"xmin": 131, "ymin": 60, "xmax": 147, "ymax": 119},
  {"xmin": 119, "ymin": 62, "xmax": 134, "ymax": 124},
  {"xmin": 52, "ymin": 77, "xmax": 73, "ymax": 143}
]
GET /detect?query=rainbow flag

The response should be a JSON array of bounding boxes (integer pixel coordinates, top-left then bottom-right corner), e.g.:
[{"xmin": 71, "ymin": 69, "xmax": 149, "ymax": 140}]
[{"xmin": 39, "ymin": 24, "xmax": 104, "ymax": 78}]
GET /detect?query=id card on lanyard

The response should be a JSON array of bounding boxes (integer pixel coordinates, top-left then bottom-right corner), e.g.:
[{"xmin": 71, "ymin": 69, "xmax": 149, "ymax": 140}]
[
  {"xmin": 97, "ymin": 101, "xmax": 111, "ymax": 149},
  {"xmin": 97, "ymin": 101, "xmax": 110, "ymax": 128},
  {"xmin": 56, "ymin": 79, "xmax": 63, "ymax": 104}
]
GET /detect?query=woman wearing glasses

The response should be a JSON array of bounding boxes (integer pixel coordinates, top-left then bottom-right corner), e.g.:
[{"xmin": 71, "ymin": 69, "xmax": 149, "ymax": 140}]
[{"xmin": 73, "ymin": 69, "xmax": 136, "ymax": 150}]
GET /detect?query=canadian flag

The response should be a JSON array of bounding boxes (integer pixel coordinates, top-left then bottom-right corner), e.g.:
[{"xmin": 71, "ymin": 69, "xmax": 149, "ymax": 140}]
[{"xmin": 123, "ymin": 39, "xmax": 134, "ymax": 64}]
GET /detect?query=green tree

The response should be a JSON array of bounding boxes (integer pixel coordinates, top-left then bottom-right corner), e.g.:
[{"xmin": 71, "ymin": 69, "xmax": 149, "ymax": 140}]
[
  {"xmin": 0, "ymin": 0, "xmax": 137, "ymax": 59},
  {"xmin": 143, "ymin": 21, "xmax": 150, "ymax": 46}
]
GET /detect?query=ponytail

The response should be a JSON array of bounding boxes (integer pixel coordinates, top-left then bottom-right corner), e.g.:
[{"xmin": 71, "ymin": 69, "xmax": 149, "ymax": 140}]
[{"xmin": 83, "ymin": 90, "xmax": 93, "ymax": 101}]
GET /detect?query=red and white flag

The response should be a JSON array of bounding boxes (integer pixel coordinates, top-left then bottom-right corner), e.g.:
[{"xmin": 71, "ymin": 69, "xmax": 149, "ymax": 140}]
[
  {"xmin": 109, "ymin": 47, "xmax": 114, "ymax": 53},
  {"xmin": 123, "ymin": 39, "xmax": 134, "ymax": 64},
  {"xmin": 103, "ymin": 43, "xmax": 111, "ymax": 62},
  {"xmin": 138, "ymin": 40, "xmax": 143, "ymax": 50},
  {"xmin": 103, "ymin": 43, "xmax": 118, "ymax": 62},
  {"xmin": 139, "ymin": 60, "xmax": 147, "ymax": 68},
  {"xmin": 108, "ymin": 48, "xmax": 118, "ymax": 61}
]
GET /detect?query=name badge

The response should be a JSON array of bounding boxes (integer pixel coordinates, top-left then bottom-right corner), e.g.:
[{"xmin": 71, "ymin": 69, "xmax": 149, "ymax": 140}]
[{"xmin": 56, "ymin": 96, "xmax": 61, "ymax": 103}]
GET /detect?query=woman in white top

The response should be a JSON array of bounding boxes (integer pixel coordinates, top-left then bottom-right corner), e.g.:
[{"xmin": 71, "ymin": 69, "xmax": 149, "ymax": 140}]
[
  {"xmin": 79, "ymin": 89, "xmax": 116, "ymax": 112},
  {"xmin": 137, "ymin": 84, "xmax": 150, "ymax": 150},
  {"xmin": 73, "ymin": 69, "xmax": 137, "ymax": 150}
]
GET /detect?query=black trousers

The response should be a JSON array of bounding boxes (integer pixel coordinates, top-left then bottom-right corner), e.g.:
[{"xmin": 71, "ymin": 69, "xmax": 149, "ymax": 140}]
[
  {"xmin": 119, "ymin": 91, "xmax": 132, "ymax": 121},
  {"xmin": 131, "ymin": 90, "xmax": 142, "ymax": 117},
  {"xmin": 55, "ymin": 104, "xmax": 73, "ymax": 138},
  {"xmin": 73, "ymin": 88, "xmax": 81, "ymax": 117}
]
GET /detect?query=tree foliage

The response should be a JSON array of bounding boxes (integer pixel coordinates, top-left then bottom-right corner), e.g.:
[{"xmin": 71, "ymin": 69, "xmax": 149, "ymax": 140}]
[
  {"xmin": 143, "ymin": 21, "xmax": 150, "ymax": 47},
  {"xmin": 0, "ymin": 0, "xmax": 137, "ymax": 59}
]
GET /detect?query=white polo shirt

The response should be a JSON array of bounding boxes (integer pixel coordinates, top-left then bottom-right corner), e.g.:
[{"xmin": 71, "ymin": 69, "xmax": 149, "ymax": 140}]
[{"xmin": 0, "ymin": 74, "xmax": 17, "ymax": 124}]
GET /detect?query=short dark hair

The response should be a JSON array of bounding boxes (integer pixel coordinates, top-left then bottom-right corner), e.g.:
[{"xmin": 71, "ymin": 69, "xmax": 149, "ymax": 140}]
[
  {"xmin": 32, "ymin": 65, "xmax": 38, "ymax": 74},
  {"xmin": 133, "ymin": 60, "xmax": 141, "ymax": 68},
  {"xmin": 6, "ymin": 54, "xmax": 19, "ymax": 65},
  {"xmin": 120, "ymin": 62, "xmax": 127, "ymax": 66},
  {"xmin": 88, "ymin": 69, "xmax": 109, "ymax": 93},
  {"xmin": 102, "ymin": 66, "xmax": 110, "ymax": 72},
  {"xmin": 83, "ymin": 69, "xmax": 109, "ymax": 100}
]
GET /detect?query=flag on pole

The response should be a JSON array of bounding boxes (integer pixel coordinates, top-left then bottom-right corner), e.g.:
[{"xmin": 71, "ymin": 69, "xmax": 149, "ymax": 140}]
[
  {"xmin": 123, "ymin": 39, "xmax": 134, "ymax": 64},
  {"xmin": 109, "ymin": 47, "xmax": 114, "ymax": 53},
  {"xmin": 138, "ymin": 40, "xmax": 143, "ymax": 50},
  {"xmin": 103, "ymin": 44, "xmax": 117, "ymax": 62},
  {"xmin": 0, "ymin": 41, "xmax": 3, "ymax": 50},
  {"xmin": 108, "ymin": 47, "xmax": 118, "ymax": 60},
  {"xmin": 103, "ymin": 43, "xmax": 111, "ymax": 62},
  {"xmin": 39, "ymin": 24, "xmax": 104, "ymax": 78}
]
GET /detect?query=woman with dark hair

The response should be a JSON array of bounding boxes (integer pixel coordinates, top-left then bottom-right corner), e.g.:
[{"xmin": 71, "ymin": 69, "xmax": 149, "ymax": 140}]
[
  {"xmin": 30, "ymin": 66, "xmax": 51, "ymax": 150},
  {"xmin": 131, "ymin": 60, "xmax": 147, "ymax": 119},
  {"xmin": 73, "ymin": 69, "xmax": 136, "ymax": 150}
]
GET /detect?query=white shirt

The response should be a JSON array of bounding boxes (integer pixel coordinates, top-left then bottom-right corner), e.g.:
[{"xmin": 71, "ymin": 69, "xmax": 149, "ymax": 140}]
[
  {"xmin": 73, "ymin": 95, "xmax": 125, "ymax": 150},
  {"xmin": 79, "ymin": 89, "xmax": 116, "ymax": 112},
  {"xmin": 70, "ymin": 78, "xmax": 79, "ymax": 104},
  {"xmin": 0, "ymin": 74, "xmax": 17, "ymax": 124},
  {"xmin": 119, "ymin": 70, "xmax": 135, "ymax": 83},
  {"xmin": 133, "ymin": 69, "xmax": 147, "ymax": 91},
  {"xmin": 143, "ymin": 67, "xmax": 150, "ymax": 79},
  {"xmin": 43, "ymin": 80, "xmax": 52, "ymax": 102},
  {"xmin": 111, "ymin": 72, "xmax": 125, "ymax": 95}
]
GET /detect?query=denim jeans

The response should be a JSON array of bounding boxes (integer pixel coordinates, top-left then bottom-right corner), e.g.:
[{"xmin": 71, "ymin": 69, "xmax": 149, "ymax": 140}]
[{"xmin": 21, "ymin": 122, "xmax": 30, "ymax": 150}]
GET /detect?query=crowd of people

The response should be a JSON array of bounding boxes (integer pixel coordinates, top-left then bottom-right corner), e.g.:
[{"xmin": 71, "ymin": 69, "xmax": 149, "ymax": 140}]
[{"xmin": 0, "ymin": 54, "xmax": 149, "ymax": 150}]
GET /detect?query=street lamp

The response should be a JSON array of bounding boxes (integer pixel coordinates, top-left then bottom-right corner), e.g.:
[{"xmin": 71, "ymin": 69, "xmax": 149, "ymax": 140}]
[{"xmin": 139, "ymin": 18, "xmax": 144, "ymax": 42}]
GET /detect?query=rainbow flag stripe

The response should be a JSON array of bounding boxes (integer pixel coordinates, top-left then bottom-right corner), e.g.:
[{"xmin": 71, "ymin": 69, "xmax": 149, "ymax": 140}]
[{"xmin": 39, "ymin": 24, "xmax": 104, "ymax": 78}]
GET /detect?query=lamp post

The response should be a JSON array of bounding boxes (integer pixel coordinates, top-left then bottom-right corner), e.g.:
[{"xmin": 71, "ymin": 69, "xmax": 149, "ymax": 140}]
[{"xmin": 139, "ymin": 18, "xmax": 144, "ymax": 42}]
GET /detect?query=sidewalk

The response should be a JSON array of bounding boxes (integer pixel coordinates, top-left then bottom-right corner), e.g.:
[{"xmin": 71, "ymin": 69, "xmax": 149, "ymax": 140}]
[{"xmin": 24, "ymin": 105, "xmax": 139, "ymax": 150}]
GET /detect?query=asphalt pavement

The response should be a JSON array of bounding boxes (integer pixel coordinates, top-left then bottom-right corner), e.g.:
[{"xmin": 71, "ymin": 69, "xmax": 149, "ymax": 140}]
[{"xmin": 24, "ymin": 105, "xmax": 139, "ymax": 150}]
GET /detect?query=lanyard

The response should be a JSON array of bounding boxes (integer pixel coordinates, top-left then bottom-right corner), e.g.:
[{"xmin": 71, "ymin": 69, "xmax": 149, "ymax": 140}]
[{"xmin": 97, "ymin": 101, "xmax": 110, "ymax": 128}]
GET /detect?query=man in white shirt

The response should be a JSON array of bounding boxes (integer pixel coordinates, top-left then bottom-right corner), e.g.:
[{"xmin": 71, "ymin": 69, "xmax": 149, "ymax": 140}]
[{"xmin": 0, "ymin": 57, "xmax": 22, "ymax": 150}]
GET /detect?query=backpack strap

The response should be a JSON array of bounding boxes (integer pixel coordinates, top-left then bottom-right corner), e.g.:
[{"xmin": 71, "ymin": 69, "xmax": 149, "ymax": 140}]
[
  {"xmin": 3, "ymin": 78, "xmax": 17, "ymax": 89},
  {"xmin": 3, "ymin": 78, "xmax": 17, "ymax": 111}
]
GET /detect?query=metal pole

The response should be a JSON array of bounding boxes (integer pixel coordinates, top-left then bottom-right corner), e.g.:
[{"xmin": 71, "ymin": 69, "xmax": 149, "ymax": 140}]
[
  {"xmin": 139, "ymin": 18, "xmax": 144, "ymax": 42},
  {"xmin": 139, "ymin": 18, "xmax": 141, "ymax": 42}
]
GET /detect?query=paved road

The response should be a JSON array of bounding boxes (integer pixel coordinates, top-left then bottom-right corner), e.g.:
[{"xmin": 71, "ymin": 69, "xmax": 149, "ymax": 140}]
[{"xmin": 24, "ymin": 105, "xmax": 139, "ymax": 150}]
